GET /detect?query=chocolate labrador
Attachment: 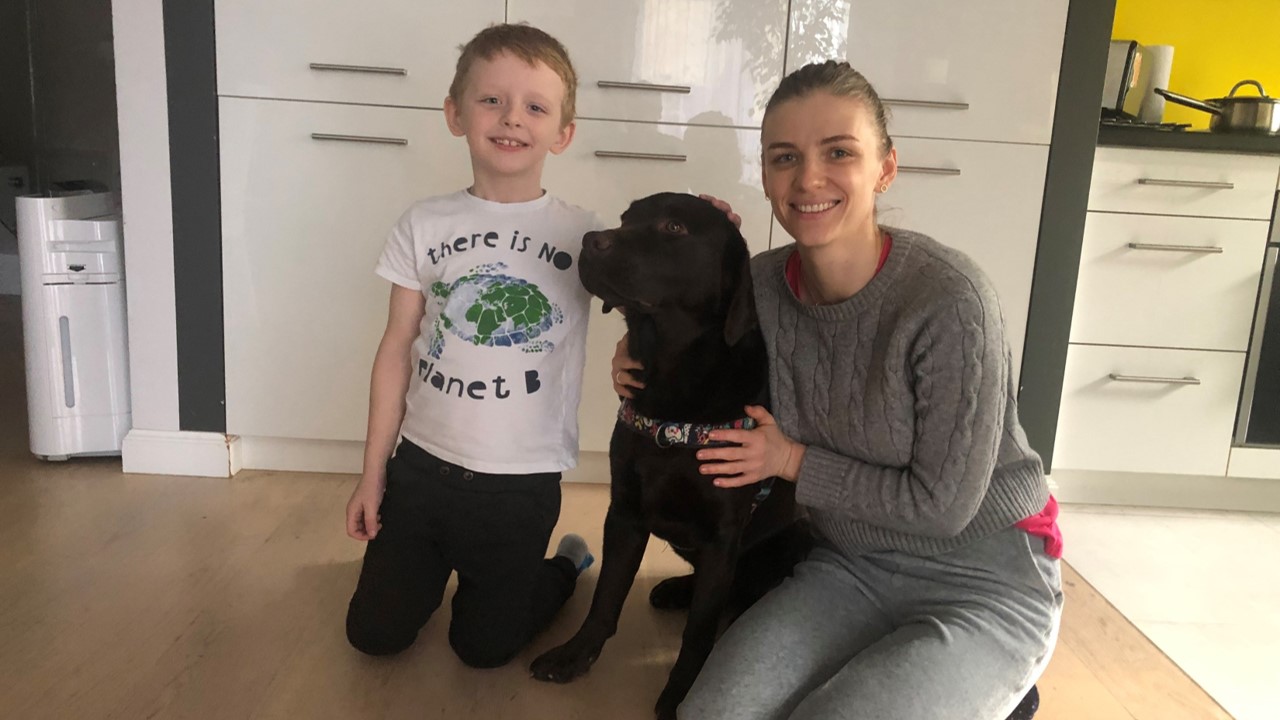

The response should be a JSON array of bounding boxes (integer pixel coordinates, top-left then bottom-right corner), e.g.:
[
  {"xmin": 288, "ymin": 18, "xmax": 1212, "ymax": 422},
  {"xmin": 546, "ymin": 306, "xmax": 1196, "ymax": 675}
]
[{"xmin": 529, "ymin": 193, "xmax": 810, "ymax": 719}]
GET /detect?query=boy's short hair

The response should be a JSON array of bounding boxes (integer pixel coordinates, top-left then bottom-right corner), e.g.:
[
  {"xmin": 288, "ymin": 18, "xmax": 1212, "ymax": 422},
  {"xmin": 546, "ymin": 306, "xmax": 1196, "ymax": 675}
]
[{"xmin": 449, "ymin": 23, "xmax": 578, "ymax": 126}]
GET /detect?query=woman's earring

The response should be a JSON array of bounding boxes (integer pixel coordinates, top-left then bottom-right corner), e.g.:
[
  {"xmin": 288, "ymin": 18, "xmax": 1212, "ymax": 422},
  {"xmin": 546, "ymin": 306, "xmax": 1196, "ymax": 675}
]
[{"xmin": 879, "ymin": 183, "xmax": 889, "ymax": 193}]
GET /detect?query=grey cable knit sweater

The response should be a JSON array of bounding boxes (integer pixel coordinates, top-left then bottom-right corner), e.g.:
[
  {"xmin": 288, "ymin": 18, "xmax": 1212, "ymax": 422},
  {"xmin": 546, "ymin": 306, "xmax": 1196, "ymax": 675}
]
[{"xmin": 753, "ymin": 228, "xmax": 1048, "ymax": 557}]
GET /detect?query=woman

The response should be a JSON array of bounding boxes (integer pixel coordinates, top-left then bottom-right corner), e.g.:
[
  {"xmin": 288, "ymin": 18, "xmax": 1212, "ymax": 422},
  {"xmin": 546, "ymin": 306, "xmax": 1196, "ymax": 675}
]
[{"xmin": 613, "ymin": 61, "xmax": 1062, "ymax": 720}]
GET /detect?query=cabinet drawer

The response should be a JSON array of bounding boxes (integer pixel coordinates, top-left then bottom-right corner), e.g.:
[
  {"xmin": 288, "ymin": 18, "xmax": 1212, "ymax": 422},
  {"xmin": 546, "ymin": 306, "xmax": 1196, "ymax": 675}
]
[
  {"xmin": 215, "ymin": 0, "xmax": 502, "ymax": 107},
  {"xmin": 220, "ymin": 98, "xmax": 472, "ymax": 441},
  {"xmin": 545, "ymin": 118, "xmax": 773, "ymax": 256},
  {"xmin": 1089, "ymin": 147, "xmax": 1280, "ymax": 220},
  {"xmin": 788, "ymin": 0, "xmax": 1068, "ymax": 145},
  {"xmin": 1053, "ymin": 344, "xmax": 1244, "ymax": 476},
  {"xmin": 771, "ymin": 137, "xmax": 1049, "ymax": 383},
  {"xmin": 508, "ymin": 0, "xmax": 787, "ymax": 127},
  {"xmin": 1070, "ymin": 212, "xmax": 1270, "ymax": 351}
]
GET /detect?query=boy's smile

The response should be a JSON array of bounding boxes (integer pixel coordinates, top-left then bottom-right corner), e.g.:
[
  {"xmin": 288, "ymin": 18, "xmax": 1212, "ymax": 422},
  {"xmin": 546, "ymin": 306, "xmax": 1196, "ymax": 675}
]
[{"xmin": 444, "ymin": 51, "xmax": 576, "ymax": 202}]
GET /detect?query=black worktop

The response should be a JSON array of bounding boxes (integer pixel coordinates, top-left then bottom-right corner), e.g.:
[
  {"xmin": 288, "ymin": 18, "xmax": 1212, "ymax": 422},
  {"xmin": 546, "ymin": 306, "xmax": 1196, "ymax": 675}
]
[{"xmin": 1097, "ymin": 125, "xmax": 1280, "ymax": 155}]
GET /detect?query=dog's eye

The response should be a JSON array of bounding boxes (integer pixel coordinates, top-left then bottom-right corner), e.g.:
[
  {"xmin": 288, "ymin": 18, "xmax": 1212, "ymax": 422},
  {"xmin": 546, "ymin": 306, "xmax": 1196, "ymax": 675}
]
[{"xmin": 663, "ymin": 220, "xmax": 687, "ymax": 235}]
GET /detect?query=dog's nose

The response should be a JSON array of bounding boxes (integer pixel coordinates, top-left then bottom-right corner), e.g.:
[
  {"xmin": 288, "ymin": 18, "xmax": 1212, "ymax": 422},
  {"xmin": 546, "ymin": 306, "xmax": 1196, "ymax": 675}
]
[{"xmin": 585, "ymin": 231, "xmax": 614, "ymax": 253}]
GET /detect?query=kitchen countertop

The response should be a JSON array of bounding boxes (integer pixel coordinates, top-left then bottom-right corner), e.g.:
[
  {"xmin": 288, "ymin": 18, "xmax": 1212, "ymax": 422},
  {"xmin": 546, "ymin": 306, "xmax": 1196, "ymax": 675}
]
[{"xmin": 1097, "ymin": 125, "xmax": 1280, "ymax": 155}]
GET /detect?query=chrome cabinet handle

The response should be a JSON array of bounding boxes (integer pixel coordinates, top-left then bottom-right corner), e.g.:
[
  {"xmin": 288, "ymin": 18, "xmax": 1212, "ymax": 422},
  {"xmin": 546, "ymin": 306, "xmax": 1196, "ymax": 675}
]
[
  {"xmin": 594, "ymin": 150, "xmax": 687, "ymax": 162},
  {"xmin": 1136, "ymin": 178, "xmax": 1234, "ymax": 190},
  {"xmin": 597, "ymin": 80, "xmax": 692, "ymax": 94},
  {"xmin": 311, "ymin": 133, "xmax": 408, "ymax": 146},
  {"xmin": 59, "ymin": 316, "xmax": 75, "ymax": 408},
  {"xmin": 309, "ymin": 62, "xmax": 407, "ymax": 76},
  {"xmin": 898, "ymin": 165, "xmax": 961, "ymax": 176},
  {"xmin": 1127, "ymin": 242, "xmax": 1224, "ymax": 254},
  {"xmin": 1108, "ymin": 373, "xmax": 1202, "ymax": 385},
  {"xmin": 883, "ymin": 98, "xmax": 969, "ymax": 110}
]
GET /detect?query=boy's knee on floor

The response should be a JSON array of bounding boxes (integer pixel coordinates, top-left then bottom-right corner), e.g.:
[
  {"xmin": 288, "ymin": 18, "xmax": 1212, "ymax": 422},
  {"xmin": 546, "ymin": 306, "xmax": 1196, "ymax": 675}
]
[
  {"xmin": 345, "ymin": 608, "xmax": 419, "ymax": 657},
  {"xmin": 449, "ymin": 633, "xmax": 519, "ymax": 669}
]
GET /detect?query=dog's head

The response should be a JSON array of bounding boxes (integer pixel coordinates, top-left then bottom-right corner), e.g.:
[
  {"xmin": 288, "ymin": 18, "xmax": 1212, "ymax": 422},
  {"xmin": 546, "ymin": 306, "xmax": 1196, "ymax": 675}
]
[{"xmin": 579, "ymin": 193, "xmax": 756, "ymax": 346}]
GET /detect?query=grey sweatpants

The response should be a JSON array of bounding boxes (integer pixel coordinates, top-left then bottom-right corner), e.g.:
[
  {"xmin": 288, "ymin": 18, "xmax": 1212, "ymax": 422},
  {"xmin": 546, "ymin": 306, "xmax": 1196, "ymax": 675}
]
[{"xmin": 678, "ymin": 527, "xmax": 1063, "ymax": 720}]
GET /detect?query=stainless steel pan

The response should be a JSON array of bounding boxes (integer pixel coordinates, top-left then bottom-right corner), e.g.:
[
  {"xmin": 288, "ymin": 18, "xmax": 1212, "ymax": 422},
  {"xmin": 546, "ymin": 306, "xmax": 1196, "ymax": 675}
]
[{"xmin": 1156, "ymin": 80, "xmax": 1280, "ymax": 134}]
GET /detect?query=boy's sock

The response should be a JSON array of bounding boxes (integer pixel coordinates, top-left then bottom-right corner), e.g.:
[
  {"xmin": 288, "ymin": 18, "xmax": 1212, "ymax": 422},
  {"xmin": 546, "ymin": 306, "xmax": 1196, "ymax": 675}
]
[{"xmin": 555, "ymin": 533, "xmax": 594, "ymax": 574}]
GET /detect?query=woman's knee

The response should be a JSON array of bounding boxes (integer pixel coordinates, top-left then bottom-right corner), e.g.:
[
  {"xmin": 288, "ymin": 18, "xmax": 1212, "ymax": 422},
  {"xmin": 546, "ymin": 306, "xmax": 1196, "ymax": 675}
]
[
  {"xmin": 679, "ymin": 673, "xmax": 782, "ymax": 720},
  {"xmin": 678, "ymin": 680, "xmax": 735, "ymax": 720}
]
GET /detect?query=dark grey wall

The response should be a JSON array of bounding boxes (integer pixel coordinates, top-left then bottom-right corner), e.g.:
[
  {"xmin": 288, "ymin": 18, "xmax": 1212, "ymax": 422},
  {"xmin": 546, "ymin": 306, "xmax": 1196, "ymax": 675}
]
[
  {"xmin": 0, "ymin": 1, "xmax": 35, "ymax": 170},
  {"xmin": 0, "ymin": 0, "xmax": 120, "ymax": 191},
  {"xmin": 163, "ymin": 0, "xmax": 225, "ymax": 433},
  {"xmin": 1018, "ymin": 0, "xmax": 1117, "ymax": 469}
]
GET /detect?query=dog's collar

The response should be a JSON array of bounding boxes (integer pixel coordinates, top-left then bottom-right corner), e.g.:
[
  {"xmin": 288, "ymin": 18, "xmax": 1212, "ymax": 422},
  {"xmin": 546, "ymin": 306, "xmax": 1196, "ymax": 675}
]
[{"xmin": 617, "ymin": 398, "xmax": 757, "ymax": 448}]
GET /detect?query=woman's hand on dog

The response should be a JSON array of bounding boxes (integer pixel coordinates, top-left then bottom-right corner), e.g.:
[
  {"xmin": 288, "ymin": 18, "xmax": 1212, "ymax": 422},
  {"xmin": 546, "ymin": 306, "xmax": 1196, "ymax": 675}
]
[
  {"xmin": 698, "ymin": 406, "xmax": 807, "ymax": 487},
  {"xmin": 611, "ymin": 335, "xmax": 646, "ymax": 398},
  {"xmin": 698, "ymin": 194, "xmax": 742, "ymax": 229}
]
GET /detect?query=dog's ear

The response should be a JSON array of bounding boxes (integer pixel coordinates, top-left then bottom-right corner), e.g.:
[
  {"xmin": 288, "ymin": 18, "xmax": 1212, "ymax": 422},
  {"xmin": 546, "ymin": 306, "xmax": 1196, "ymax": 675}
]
[
  {"xmin": 601, "ymin": 302, "xmax": 614, "ymax": 314},
  {"xmin": 723, "ymin": 248, "xmax": 757, "ymax": 346}
]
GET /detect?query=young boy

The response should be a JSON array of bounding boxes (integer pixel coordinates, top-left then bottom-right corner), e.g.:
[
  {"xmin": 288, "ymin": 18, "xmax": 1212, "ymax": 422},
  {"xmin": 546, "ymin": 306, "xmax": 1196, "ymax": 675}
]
[{"xmin": 343, "ymin": 23, "xmax": 597, "ymax": 669}]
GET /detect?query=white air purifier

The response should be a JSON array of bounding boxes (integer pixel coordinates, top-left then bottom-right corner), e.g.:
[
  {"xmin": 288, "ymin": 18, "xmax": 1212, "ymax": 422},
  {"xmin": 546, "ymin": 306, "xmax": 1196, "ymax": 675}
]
[{"xmin": 16, "ymin": 191, "xmax": 131, "ymax": 460}]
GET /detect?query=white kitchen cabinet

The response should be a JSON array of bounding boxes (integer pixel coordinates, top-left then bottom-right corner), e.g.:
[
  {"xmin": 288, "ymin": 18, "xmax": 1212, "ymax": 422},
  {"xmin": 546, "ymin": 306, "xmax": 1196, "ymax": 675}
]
[
  {"xmin": 215, "ymin": 0, "xmax": 503, "ymax": 108},
  {"xmin": 773, "ymin": 136, "xmax": 1050, "ymax": 383},
  {"xmin": 1054, "ymin": 147, "xmax": 1280, "ymax": 477},
  {"xmin": 1070, "ymin": 212, "xmax": 1271, "ymax": 352},
  {"xmin": 546, "ymin": 117, "xmax": 773, "ymax": 255},
  {"xmin": 220, "ymin": 97, "xmax": 471, "ymax": 441},
  {"xmin": 1054, "ymin": 344, "xmax": 1245, "ymax": 476},
  {"xmin": 209, "ymin": 0, "xmax": 1074, "ymax": 471},
  {"xmin": 1089, "ymin": 147, "xmax": 1279, "ymax": 220},
  {"xmin": 787, "ymin": 0, "xmax": 1068, "ymax": 145},
  {"xmin": 508, "ymin": 0, "xmax": 788, "ymax": 127}
]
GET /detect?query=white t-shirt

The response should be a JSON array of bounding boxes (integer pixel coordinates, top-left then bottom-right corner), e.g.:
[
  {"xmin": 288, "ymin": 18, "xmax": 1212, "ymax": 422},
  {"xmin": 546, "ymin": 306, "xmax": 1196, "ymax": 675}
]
[{"xmin": 376, "ymin": 190, "xmax": 603, "ymax": 474}]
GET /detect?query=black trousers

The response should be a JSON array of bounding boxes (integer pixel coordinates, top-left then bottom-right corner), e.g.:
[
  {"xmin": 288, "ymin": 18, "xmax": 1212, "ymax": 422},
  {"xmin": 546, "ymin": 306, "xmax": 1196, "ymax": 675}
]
[{"xmin": 345, "ymin": 439, "xmax": 577, "ymax": 668}]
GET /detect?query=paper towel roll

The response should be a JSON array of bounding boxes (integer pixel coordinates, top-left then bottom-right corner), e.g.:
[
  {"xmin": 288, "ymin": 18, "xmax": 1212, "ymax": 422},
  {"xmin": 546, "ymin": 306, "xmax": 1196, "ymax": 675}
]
[{"xmin": 1139, "ymin": 45, "xmax": 1175, "ymax": 123}]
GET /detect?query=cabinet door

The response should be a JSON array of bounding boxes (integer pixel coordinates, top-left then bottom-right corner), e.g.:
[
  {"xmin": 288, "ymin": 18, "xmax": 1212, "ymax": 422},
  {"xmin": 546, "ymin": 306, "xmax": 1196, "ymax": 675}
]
[
  {"xmin": 547, "ymin": 118, "xmax": 772, "ymax": 254},
  {"xmin": 575, "ymin": 304, "xmax": 627, "ymax": 454},
  {"xmin": 772, "ymin": 136, "xmax": 1049, "ymax": 384},
  {"xmin": 1071, "ymin": 212, "xmax": 1271, "ymax": 352},
  {"xmin": 220, "ymin": 97, "xmax": 472, "ymax": 441},
  {"xmin": 543, "ymin": 117, "xmax": 773, "ymax": 451},
  {"xmin": 215, "ymin": 0, "xmax": 503, "ymax": 108},
  {"xmin": 508, "ymin": 0, "xmax": 788, "ymax": 127},
  {"xmin": 1053, "ymin": 344, "xmax": 1245, "ymax": 476},
  {"xmin": 787, "ymin": 0, "xmax": 1068, "ymax": 145}
]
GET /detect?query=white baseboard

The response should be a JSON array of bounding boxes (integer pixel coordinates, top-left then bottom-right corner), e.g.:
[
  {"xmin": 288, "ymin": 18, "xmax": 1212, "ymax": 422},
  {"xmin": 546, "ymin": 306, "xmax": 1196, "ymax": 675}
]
[
  {"xmin": 237, "ymin": 436, "xmax": 363, "ymax": 475},
  {"xmin": 1048, "ymin": 467, "xmax": 1280, "ymax": 513},
  {"xmin": 122, "ymin": 429, "xmax": 236, "ymax": 477},
  {"xmin": 1227, "ymin": 447, "xmax": 1280, "ymax": 480},
  {"xmin": 233, "ymin": 436, "xmax": 613, "ymax": 483}
]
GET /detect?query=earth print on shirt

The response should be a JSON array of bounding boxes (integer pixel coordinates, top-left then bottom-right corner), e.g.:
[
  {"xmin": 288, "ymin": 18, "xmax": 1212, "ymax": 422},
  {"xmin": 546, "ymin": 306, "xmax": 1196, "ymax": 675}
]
[{"xmin": 427, "ymin": 262, "xmax": 564, "ymax": 359}]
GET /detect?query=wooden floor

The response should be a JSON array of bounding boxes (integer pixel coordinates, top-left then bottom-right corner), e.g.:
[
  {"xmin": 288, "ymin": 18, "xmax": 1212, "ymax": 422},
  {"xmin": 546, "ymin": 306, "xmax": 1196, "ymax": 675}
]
[{"xmin": 0, "ymin": 296, "xmax": 1233, "ymax": 719}]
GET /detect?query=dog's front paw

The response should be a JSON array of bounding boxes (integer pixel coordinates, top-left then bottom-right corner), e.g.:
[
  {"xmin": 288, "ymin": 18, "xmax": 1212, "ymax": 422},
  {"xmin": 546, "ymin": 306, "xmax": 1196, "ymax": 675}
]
[
  {"xmin": 530, "ymin": 642, "xmax": 599, "ymax": 683},
  {"xmin": 649, "ymin": 574, "xmax": 695, "ymax": 610}
]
